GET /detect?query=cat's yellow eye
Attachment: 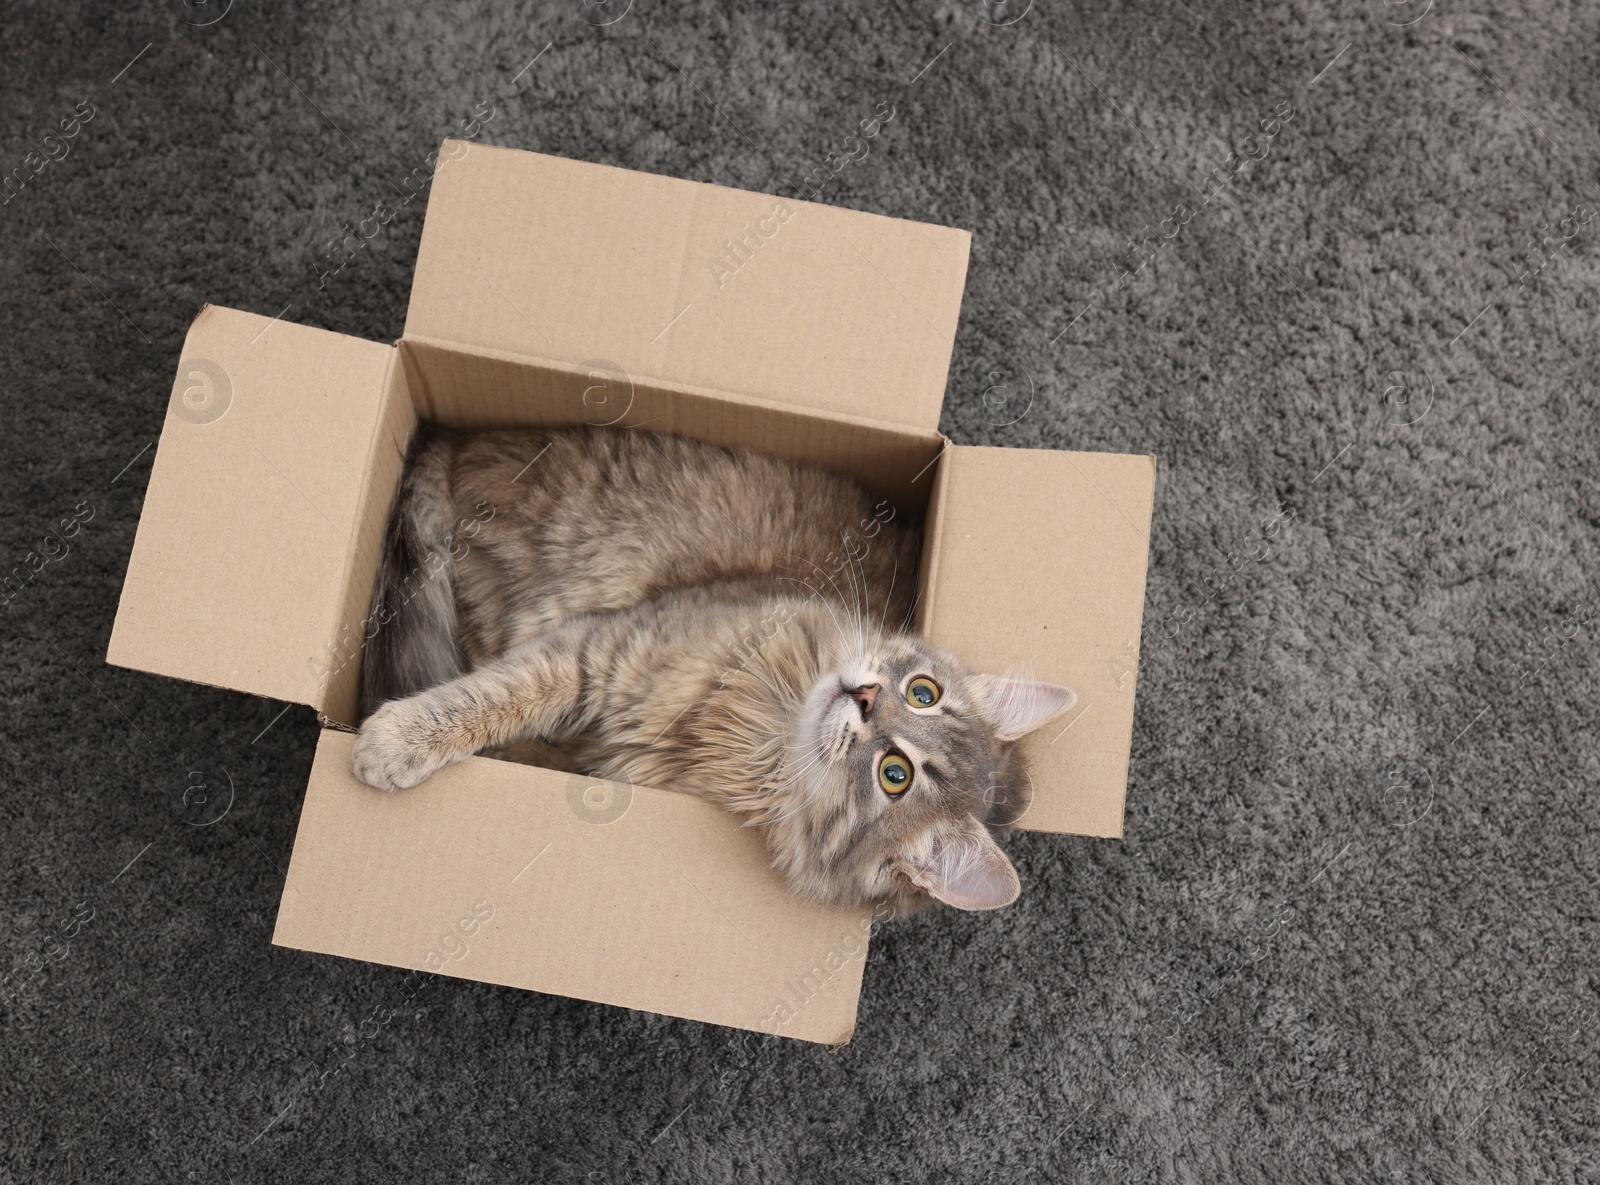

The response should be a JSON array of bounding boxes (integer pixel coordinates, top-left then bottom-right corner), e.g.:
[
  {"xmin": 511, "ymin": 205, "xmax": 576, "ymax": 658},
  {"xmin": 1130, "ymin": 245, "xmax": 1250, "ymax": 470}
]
[
  {"xmin": 877, "ymin": 753, "xmax": 912, "ymax": 796},
  {"xmin": 905, "ymin": 676, "xmax": 941, "ymax": 708}
]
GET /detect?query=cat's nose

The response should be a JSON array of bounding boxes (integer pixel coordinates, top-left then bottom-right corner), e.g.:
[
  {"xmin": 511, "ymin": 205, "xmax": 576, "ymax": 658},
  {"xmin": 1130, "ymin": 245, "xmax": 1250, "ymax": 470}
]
[{"xmin": 850, "ymin": 683, "xmax": 880, "ymax": 717}]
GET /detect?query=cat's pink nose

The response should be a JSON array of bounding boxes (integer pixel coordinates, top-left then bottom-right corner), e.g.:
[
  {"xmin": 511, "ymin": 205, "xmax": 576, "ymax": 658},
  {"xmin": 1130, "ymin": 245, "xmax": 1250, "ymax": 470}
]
[{"xmin": 850, "ymin": 683, "xmax": 880, "ymax": 717}]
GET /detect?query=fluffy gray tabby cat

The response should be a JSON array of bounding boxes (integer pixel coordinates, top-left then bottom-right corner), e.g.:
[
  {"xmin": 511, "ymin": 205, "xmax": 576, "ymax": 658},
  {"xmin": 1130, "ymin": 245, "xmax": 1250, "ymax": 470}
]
[{"xmin": 353, "ymin": 426, "xmax": 1074, "ymax": 914}]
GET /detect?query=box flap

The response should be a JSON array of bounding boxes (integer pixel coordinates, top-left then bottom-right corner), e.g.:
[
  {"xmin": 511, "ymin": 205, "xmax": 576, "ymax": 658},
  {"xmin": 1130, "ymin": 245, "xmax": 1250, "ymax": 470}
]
[
  {"xmin": 274, "ymin": 731, "xmax": 873, "ymax": 1045},
  {"xmin": 404, "ymin": 142, "xmax": 970, "ymax": 432},
  {"xmin": 921, "ymin": 446, "xmax": 1156, "ymax": 836},
  {"xmin": 107, "ymin": 306, "xmax": 400, "ymax": 711}
]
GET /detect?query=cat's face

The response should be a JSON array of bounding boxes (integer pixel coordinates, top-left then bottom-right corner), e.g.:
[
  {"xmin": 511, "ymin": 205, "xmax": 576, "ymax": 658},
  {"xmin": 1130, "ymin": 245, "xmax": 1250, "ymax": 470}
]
[{"xmin": 776, "ymin": 633, "xmax": 1075, "ymax": 913}]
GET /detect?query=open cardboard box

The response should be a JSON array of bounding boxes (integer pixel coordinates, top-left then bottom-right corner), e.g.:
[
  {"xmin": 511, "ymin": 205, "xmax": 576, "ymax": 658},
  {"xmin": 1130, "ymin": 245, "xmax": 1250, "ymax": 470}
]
[{"xmin": 107, "ymin": 141, "xmax": 1155, "ymax": 1045}]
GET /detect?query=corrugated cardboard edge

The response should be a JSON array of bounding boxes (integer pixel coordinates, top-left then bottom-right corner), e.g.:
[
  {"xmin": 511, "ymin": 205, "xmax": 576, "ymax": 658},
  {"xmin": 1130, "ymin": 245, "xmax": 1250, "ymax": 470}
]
[
  {"xmin": 912, "ymin": 437, "xmax": 956, "ymax": 636},
  {"xmin": 1093, "ymin": 451, "xmax": 1157, "ymax": 839}
]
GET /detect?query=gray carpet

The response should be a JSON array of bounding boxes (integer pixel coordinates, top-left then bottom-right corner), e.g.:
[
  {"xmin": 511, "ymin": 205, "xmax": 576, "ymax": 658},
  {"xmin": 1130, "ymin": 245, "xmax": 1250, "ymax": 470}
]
[{"xmin": 2, "ymin": 0, "xmax": 1596, "ymax": 1180}]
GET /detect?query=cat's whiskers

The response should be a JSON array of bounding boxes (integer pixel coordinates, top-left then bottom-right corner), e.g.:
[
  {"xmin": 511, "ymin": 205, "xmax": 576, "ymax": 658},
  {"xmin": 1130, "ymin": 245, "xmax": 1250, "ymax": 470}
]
[
  {"xmin": 707, "ymin": 595, "xmax": 858, "ymax": 824},
  {"xmin": 764, "ymin": 687, "xmax": 870, "ymax": 818},
  {"xmin": 870, "ymin": 550, "xmax": 900, "ymax": 661},
  {"xmin": 844, "ymin": 543, "xmax": 894, "ymax": 679},
  {"xmin": 757, "ymin": 751, "xmax": 832, "ymax": 826},
  {"xmin": 760, "ymin": 718, "xmax": 839, "ymax": 803},
  {"xmin": 836, "ymin": 529, "xmax": 869, "ymax": 657},
  {"xmin": 775, "ymin": 575, "xmax": 870, "ymax": 667},
  {"xmin": 781, "ymin": 547, "xmax": 878, "ymax": 661},
  {"xmin": 777, "ymin": 558, "xmax": 865, "ymax": 656},
  {"xmin": 897, "ymin": 581, "xmax": 922, "ymax": 635},
  {"xmin": 790, "ymin": 724, "xmax": 838, "ymax": 781}
]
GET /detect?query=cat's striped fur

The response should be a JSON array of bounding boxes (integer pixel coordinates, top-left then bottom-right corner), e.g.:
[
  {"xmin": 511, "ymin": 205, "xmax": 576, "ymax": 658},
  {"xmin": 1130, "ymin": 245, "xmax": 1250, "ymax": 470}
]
[{"xmin": 353, "ymin": 426, "xmax": 1074, "ymax": 913}]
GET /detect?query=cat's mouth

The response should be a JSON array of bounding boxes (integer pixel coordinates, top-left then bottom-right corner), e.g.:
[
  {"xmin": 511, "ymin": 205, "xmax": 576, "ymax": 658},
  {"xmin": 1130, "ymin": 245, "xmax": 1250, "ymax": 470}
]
[
  {"xmin": 828, "ymin": 689, "xmax": 858, "ymax": 759},
  {"xmin": 810, "ymin": 671, "xmax": 880, "ymax": 762}
]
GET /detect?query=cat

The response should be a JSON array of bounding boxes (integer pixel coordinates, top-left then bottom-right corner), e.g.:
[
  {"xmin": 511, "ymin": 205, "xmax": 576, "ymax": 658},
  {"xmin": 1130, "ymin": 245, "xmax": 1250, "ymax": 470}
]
[{"xmin": 352, "ymin": 425, "xmax": 1075, "ymax": 915}]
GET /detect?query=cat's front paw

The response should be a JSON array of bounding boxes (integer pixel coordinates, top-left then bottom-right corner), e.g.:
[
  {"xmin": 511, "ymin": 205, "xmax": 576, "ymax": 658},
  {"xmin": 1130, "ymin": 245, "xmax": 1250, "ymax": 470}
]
[{"xmin": 352, "ymin": 698, "xmax": 451, "ymax": 791}]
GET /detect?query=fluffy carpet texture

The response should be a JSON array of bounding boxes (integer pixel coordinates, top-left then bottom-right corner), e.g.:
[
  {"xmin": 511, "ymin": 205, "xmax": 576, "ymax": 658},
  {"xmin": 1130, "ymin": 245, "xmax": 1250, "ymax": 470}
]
[{"xmin": 2, "ymin": 0, "xmax": 1596, "ymax": 1180}]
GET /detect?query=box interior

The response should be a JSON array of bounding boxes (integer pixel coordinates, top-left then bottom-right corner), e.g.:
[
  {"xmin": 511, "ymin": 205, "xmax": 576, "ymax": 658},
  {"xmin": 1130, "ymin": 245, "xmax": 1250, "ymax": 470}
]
[{"xmin": 318, "ymin": 333, "xmax": 948, "ymax": 738}]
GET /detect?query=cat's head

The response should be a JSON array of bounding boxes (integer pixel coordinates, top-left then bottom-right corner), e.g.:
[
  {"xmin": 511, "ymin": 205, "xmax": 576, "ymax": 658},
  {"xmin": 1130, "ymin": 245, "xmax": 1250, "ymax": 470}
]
[{"xmin": 773, "ymin": 633, "xmax": 1075, "ymax": 915}]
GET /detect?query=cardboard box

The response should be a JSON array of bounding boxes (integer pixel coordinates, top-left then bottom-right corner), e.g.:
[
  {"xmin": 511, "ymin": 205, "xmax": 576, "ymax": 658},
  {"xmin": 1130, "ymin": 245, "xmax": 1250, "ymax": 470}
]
[{"xmin": 107, "ymin": 141, "xmax": 1155, "ymax": 1045}]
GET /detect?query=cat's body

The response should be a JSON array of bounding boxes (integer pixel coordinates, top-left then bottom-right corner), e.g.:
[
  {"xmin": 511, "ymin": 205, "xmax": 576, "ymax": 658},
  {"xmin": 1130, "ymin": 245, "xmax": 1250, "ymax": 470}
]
[{"xmin": 354, "ymin": 426, "xmax": 1074, "ymax": 914}]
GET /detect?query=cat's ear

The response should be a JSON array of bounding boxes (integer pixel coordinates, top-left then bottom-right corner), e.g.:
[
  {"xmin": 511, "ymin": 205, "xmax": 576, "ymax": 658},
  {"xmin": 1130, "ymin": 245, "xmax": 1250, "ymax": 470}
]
[
  {"xmin": 967, "ymin": 674, "xmax": 1076, "ymax": 742},
  {"xmin": 899, "ymin": 820, "xmax": 1020, "ymax": 911}
]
